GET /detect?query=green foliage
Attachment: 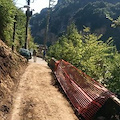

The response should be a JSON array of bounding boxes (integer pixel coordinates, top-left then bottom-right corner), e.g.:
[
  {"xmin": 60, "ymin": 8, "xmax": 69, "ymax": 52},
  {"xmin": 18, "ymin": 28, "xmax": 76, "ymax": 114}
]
[
  {"xmin": 48, "ymin": 24, "xmax": 120, "ymax": 93},
  {"xmin": 30, "ymin": 1, "xmax": 120, "ymax": 50},
  {"xmin": 0, "ymin": 0, "xmax": 35, "ymax": 51},
  {"xmin": 0, "ymin": 0, "xmax": 16, "ymax": 44},
  {"xmin": 28, "ymin": 30, "xmax": 37, "ymax": 50},
  {"xmin": 106, "ymin": 14, "xmax": 120, "ymax": 28},
  {"xmin": 15, "ymin": 9, "xmax": 26, "ymax": 50}
]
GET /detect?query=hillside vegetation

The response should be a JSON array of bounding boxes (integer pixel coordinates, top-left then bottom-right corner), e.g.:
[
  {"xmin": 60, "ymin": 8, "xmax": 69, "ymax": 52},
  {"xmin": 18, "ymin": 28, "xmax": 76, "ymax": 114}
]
[
  {"xmin": 30, "ymin": 0, "xmax": 120, "ymax": 49},
  {"xmin": 48, "ymin": 24, "xmax": 120, "ymax": 95},
  {"xmin": 0, "ymin": 0, "xmax": 35, "ymax": 118},
  {"xmin": 0, "ymin": 0, "xmax": 35, "ymax": 51},
  {"xmin": 30, "ymin": 0, "xmax": 120, "ymax": 95}
]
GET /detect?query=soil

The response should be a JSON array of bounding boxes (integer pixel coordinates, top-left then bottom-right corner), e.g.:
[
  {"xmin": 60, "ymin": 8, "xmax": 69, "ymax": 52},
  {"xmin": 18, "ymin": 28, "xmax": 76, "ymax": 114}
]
[
  {"xmin": 0, "ymin": 40, "xmax": 27, "ymax": 120},
  {"xmin": 0, "ymin": 40, "xmax": 78, "ymax": 120},
  {"xmin": 6, "ymin": 58, "xmax": 78, "ymax": 120}
]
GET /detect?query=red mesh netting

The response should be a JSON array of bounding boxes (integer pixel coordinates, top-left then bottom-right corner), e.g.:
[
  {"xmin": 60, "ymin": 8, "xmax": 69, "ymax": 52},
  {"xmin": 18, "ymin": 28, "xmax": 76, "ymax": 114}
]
[{"xmin": 54, "ymin": 60, "xmax": 113, "ymax": 120}]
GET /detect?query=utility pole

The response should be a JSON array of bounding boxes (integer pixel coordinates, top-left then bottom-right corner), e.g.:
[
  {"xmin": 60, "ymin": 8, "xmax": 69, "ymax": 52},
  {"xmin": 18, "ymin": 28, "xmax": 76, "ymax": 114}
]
[
  {"xmin": 12, "ymin": 6, "xmax": 29, "ymax": 52},
  {"xmin": 25, "ymin": 0, "xmax": 31, "ymax": 49},
  {"xmin": 44, "ymin": 0, "xmax": 55, "ymax": 50}
]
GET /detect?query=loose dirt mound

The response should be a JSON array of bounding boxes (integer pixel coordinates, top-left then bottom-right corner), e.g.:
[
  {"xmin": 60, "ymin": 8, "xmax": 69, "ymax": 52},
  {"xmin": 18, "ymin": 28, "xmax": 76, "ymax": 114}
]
[{"xmin": 0, "ymin": 40, "xmax": 26, "ymax": 119}]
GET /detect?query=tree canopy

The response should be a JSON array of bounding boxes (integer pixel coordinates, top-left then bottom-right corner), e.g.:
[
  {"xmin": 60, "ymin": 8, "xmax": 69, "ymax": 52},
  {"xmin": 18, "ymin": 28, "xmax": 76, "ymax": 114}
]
[
  {"xmin": 0, "ymin": 0, "xmax": 16, "ymax": 44},
  {"xmin": 48, "ymin": 24, "xmax": 120, "ymax": 94},
  {"xmin": 0, "ymin": 0, "xmax": 35, "ymax": 50}
]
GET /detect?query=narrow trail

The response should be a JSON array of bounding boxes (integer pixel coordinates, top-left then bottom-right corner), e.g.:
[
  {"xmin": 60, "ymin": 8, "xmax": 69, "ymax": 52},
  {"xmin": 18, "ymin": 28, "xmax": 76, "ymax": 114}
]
[{"xmin": 8, "ymin": 58, "xmax": 78, "ymax": 120}]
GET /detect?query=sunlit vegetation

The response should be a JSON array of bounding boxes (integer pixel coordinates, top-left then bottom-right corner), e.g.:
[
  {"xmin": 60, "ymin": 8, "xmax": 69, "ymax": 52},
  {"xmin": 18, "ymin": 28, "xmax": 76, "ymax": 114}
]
[
  {"xmin": 0, "ymin": 0, "xmax": 35, "ymax": 50},
  {"xmin": 48, "ymin": 24, "xmax": 120, "ymax": 94}
]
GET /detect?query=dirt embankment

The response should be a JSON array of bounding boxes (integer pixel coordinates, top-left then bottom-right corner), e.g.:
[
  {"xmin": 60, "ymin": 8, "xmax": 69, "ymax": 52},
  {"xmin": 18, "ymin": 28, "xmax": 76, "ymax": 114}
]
[
  {"xmin": 0, "ymin": 40, "xmax": 78, "ymax": 120},
  {"xmin": 0, "ymin": 40, "xmax": 27, "ymax": 119}
]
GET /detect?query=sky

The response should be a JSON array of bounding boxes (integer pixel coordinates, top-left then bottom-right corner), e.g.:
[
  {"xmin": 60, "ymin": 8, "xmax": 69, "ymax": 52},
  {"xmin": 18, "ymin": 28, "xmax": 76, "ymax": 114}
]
[{"xmin": 15, "ymin": 0, "xmax": 58, "ymax": 14}]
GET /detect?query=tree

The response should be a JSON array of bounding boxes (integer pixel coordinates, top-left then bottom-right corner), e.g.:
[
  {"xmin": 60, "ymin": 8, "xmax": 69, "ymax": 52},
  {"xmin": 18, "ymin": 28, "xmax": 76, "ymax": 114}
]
[
  {"xmin": 0, "ymin": 0, "xmax": 35, "ymax": 51},
  {"xmin": 0, "ymin": 0, "xmax": 16, "ymax": 45},
  {"xmin": 48, "ymin": 24, "xmax": 120, "ymax": 93},
  {"xmin": 106, "ymin": 14, "xmax": 120, "ymax": 28},
  {"xmin": 15, "ymin": 9, "xmax": 26, "ymax": 50}
]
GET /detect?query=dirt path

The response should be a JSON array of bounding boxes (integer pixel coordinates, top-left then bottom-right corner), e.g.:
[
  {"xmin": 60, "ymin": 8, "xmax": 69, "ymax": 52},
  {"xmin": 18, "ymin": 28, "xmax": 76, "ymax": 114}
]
[{"xmin": 8, "ymin": 58, "xmax": 78, "ymax": 120}]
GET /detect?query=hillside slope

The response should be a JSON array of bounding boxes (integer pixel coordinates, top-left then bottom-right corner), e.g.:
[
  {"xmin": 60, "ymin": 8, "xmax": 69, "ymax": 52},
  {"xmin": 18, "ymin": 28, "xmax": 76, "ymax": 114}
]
[
  {"xmin": 30, "ymin": 0, "xmax": 120, "ymax": 49},
  {"xmin": 0, "ymin": 40, "xmax": 26, "ymax": 119}
]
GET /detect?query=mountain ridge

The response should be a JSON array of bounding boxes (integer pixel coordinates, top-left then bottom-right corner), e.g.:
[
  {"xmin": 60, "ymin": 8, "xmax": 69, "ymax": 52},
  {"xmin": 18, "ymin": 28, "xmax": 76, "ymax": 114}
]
[{"xmin": 30, "ymin": 0, "xmax": 120, "ymax": 49}]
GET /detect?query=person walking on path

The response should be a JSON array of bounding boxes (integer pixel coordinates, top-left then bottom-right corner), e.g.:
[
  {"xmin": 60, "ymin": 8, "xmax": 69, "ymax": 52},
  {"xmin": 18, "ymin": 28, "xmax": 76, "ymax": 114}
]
[
  {"xmin": 33, "ymin": 49, "xmax": 37, "ymax": 62},
  {"xmin": 43, "ymin": 49, "xmax": 46, "ymax": 60}
]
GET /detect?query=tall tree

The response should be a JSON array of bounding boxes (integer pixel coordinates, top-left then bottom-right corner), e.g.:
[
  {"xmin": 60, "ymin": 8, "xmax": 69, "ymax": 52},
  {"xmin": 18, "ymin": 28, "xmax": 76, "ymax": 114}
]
[
  {"xmin": 0, "ymin": 0, "xmax": 16, "ymax": 45},
  {"xmin": 0, "ymin": 0, "xmax": 35, "ymax": 50}
]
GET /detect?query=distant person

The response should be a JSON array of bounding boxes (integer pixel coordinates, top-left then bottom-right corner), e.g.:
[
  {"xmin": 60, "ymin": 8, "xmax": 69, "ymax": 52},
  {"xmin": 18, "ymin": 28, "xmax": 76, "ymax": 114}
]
[
  {"xmin": 43, "ymin": 49, "xmax": 46, "ymax": 60},
  {"xmin": 33, "ymin": 49, "xmax": 37, "ymax": 62}
]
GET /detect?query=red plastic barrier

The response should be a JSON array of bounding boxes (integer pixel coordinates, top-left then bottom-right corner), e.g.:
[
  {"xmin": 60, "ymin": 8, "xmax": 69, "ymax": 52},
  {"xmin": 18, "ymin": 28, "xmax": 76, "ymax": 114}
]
[{"xmin": 54, "ymin": 60, "xmax": 113, "ymax": 120}]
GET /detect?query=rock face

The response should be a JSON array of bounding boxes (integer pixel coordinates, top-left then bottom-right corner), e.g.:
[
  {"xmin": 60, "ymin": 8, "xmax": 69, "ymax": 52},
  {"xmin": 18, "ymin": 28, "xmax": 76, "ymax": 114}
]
[
  {"xmin": 0, "ymin": 40, "xmax": 26, "ymax": 118},
  {"xmin": 30, "ymin": 0, "xmax": 120, "ymax": 49}
]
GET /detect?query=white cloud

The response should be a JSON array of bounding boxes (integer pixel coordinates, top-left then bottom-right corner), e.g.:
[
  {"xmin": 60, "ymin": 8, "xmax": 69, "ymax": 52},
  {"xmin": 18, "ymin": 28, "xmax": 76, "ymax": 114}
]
[{"xmin": 31, "ymin": 0, "xmax": 49, "ymax": 13}]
